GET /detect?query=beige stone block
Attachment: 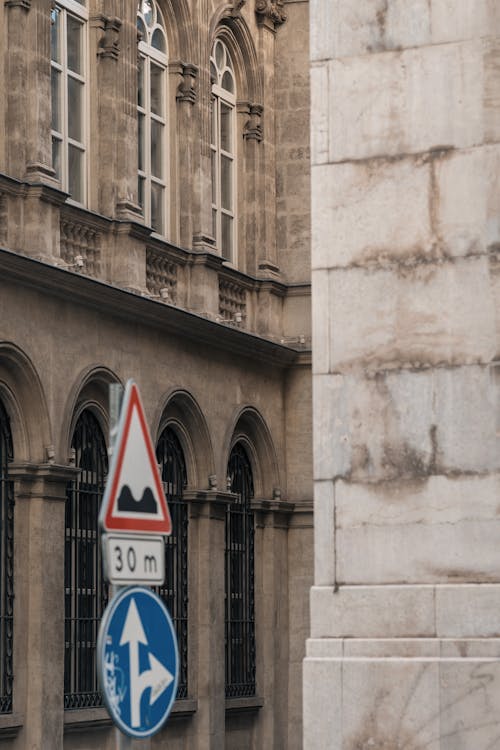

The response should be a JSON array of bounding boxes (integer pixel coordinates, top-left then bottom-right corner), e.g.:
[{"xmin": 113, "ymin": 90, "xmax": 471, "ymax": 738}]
[
  {"xmin": 440, "ymin": 639, "xmax": 500, "ymax": 658},
  {"xmin": 312, "ymin": 374, "xmax": 351, "ymax": 480},
  {"xmin": 344, "ymin": 638, "xmax": 440, "ymax": 658},
  {"xmin": 436, "ymin": 584, "xmax": 500, "ymax": 637},
  {"xmin": 310, "ymin": 585, "xmax": 435, "ymax": 638},
  {"xmin": 435, "ymin": 145, "xmax": 500, "ymax": 257},
  {"xmin": 484, "ymin": 38, "xmax": 500, "ymax": 143},
  {"xmin": 313, "ymin": 480, "xmax": 335, "ymax": 585},
  {"xmin": 303, "ymin": 658, "xmax": 341, "ymax": 750},
  {"xmin": 310, "ymin": 64, "xmax": 329, "ymax": 166},
  {"xmin": 431, "ymin": 0, "xmax": 496, "ymax": 44},
  {"xmin": 341, "ymin": 660, "xmax": 440, "ymax": 750},
  {"xmin": 310, "ymin": 0, "xmax": 431, "ymax": 61},
  {"xmin": 439, "ymin": 659, "xmax": 500, "ymax": 749},
  {"xmin": 306, "ymin": 638, "xmax": 343, "ymax": 658},
  {"xmin": 328, "ymin": 42, "xmax": 483, "ymax": 162},
  {"xmin": 336, "ymin": 474, "xmax": 500, "ymax": 584},
  {"xmin": 311, "ymin": 158, "xmax": 432, "ymax": 270},
  {"xmin": 328, "ymin": 257, "xmax": 496, "ymax": 371},
  {"xmin": 311, "ymin": 270, "xmax": 329, "ymax": 374}
]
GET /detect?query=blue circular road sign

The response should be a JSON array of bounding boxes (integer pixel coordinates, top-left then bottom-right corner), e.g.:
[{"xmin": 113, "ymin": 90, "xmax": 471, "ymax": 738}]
[{"xmin": 97, "ymin": 586, "xmax": 179, "ymax": 738}]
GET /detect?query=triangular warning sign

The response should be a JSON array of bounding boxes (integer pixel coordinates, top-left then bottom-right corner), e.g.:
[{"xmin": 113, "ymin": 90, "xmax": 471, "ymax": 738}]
[{"xmin": 100, "ymin": 381, "xmax": 172, "ymax": 535}]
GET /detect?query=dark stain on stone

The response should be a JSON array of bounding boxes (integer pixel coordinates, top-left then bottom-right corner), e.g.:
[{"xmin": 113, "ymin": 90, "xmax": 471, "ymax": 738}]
[
  {"xmin": 428, "ymin": 567, "xmax": 500, "ymax": 584},
  {"xmin": 352, "ymin": 443, "xmax": 371, "ymax": 473},
  {"xmin": 382, "ymin": 442, "xmax": 429, "ymax": 478}
]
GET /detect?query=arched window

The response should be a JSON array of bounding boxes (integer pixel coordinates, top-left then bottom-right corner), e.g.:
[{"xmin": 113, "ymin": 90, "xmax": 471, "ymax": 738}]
[
  {"xmin": 0, "ymin": 400, "xmax": 13, "ymax": 714},
  {"xmin": 225, "ymin": 442, "xmax": 255, "ymax": 697},
  {"xmin": 137, "ymin": 0, "xmax": 169, "ymax": 235},
  {"xmin": 64, "ymin": 410, "xmax": 108, "ymax": 709},
  {"xmin": 51, "ymin": 0, "xmax": 88, "ymax": 204},
  {"xmin": 211, "ymin": 39, "xmax": 236, "ymax": 262},
  {"xmin": 156, "ymin": 427, "xmax": 188, "ymax": 698}
]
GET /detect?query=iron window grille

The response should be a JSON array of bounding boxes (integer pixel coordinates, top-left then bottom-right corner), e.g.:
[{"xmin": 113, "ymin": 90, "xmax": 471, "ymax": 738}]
[
  {"xmin": 64, "ymin": 410, "xmax": 108, "ymax": 709},
  {"xmin": 0, "ymin": 400, "xmax": 14, "ymax": 713},
  {"xmin": 225, "ymin": 443, "xmax": 256, "ymax": 698},
  {"xmin": 155, "ymin": 427, "xmax": 188, "ymax": 699}
]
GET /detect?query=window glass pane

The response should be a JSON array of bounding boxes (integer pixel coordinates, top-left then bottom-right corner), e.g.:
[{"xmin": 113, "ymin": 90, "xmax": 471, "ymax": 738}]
[
  {"xmin": 51, "ymin": 8, "xmax": 61, "ymax": 63},
  {"xmin": 141, "ymin": 0, "xmax": 153, "ymax": 26},
  {"xmin": 137, "ymin": 16, "xmax": 146, "ymax": 42},
  {"xmin": 210, "ymin": 60, "xmax": 217, "ymax": 86},
  {"xmin": 151, "ymin": 28, "xmax": 166, "ymax": 53},
  {"xmin": 68, "ymin": 145, "xmax": 83, "ymax": 202},
  {"xmin": 212, "ymin": 208, "xmax": 217, "ymax": 241},
  {"xmin": 211, "ymin": 150, "xmax": 217, "ymax": 204},
  {"xmin": 220, "ymin": 103, "xmax": 232, "ymax": 152},
  {"xmin": 138, "ymin": 176, "xmax": 145, "ymax": 210},
  {"xmin": 211, "ymin": 100, "xmax": 216, "ymax": 146},
  {"xmin": 51, "ymin": 70, "xmax": 61, "ymax": 132},
  {"xmin": 221, "ymin": 213, "xmax": 233, "ymax": 261},
  {"xmin": 138, "ymin": 113, "xmax": 145, "ymax": 171},
  {"xmin": 151, "ymin": 120, "xmax": 163, "ymax": 178},
  {"xmin": 67, "ymin": 16, "xmax": 83, "ymax": 75},
  {"xmin": 221, "ymin": 70, "xmax": 234, "ymax": 94},
  {"xmin": 52, "ymin": 137, "xmax": 61, "ymax": 180},
  {"xmin": 150, "ymin": 63, "xmax": 163, "ymax": 117},
  {"xmin": 68, "ymin": 78, "xmax": 83, "ymax": 141},
  {"xmin": 151, "ymin": 182, "xmax": 164, "ymax": 233},
  {"xmin": 138, "ymin": 57, "xmax": 145, "ymax": 108},
  {"xmin": 221, "ymin": 155, "xmax": 232, "ymax": 211},
  {"xmin": 215, "ymin": 41, "xmax": 224, "ymax": 69}
]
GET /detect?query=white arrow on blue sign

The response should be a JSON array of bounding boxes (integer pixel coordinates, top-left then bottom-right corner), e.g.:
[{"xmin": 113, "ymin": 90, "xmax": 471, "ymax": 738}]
[{"xmin": 97, "ymin": 586, "xmax": 179, "ymax": 738}]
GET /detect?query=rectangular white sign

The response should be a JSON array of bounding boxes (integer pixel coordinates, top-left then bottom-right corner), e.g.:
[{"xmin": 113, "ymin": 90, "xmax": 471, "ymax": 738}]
[{"xmin": 103, "ymin": 534, "xmax": 165, "ymax": 585}]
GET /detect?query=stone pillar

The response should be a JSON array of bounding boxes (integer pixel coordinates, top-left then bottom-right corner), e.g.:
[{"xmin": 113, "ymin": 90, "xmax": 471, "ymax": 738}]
[
  {"xmin": 184, "ymin": 489, "xmax": 233, "ymax": 750},
  {"xmin": 252, "ymin": 500, "xmax": 293, "ymax": 750},
  {"xmin": 255, "ymin": 1, "xmax": 286, "ymax": 274},
  {"xmin": 174, "ymin": 62, "xmax": 198, "ymax": 249},
  {"xmin": 306, "ymin": 1, "xmax": 500, "ymax": 748},
  {"xmin": 10, "ymin": 463, "xmax": 78, "ymax": 750},
  {"xmin": 5, "ymin": 0, "xmax": 57, "ymax": 186}
]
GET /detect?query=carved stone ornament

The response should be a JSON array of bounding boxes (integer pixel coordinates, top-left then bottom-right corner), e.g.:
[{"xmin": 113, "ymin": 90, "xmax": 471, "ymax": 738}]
[
  {"xmin": 243, "ymin": 104, "xmax": 263, "ymax": 142},
  {"xmin": 4, "ymin": 0, "xmax": 31, "ymax": 9},
  {"xmin": 255, "ymin": 0, "xmax": 286, "ymax": 27},
  {"xmin": 94, "ymin": 15, "xmax": 122, "ymax": 60},
  {"xmin": 231, "ymin": 0, "xmax": 246, "ymax": 17},
  {"xmin": 176, "ymin": 63, "xmax": 198, "ymax": 105}
]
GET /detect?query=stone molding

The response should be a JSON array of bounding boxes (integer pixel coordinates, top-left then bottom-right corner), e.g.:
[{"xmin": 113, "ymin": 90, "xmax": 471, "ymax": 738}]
[
  {"xmin": 243, "ymin": 104, "xmax": 264, "ymax": 142},
  {"xmin": 176, "ymin": 63, "xmax": 198, "ymax": 105},
  {"xmin": 91, "ymin": 15, "xmax": 122, "ymax": 61},
  {"xmin": 255, "ymin": 0, "xmax": 286, "ymax": 28},
  {"xmin": 184, "ymin": 489, "xmax": 236, "ymax": 521},
  {"xmin": 252, "ymin": 497, "xmax": 294, "ymax": 528},
  {"xmin": 9, "ymin": 462, "xmax": 80, "ymax": 503},
  {"xmin": 4, "ymin": 0, "xmax": 30, "ymax": 10}
]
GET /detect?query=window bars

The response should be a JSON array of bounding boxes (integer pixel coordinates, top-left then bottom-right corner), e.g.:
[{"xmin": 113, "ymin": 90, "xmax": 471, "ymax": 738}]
[
  {"xmin": 0, "ymin": 401, "xmax": 13, "ymax": 713},
  {"xmin": 225, "ymin": 443, "xmax": 256, "ymax": 698},
  {"xmin": 156, "ymin": 427, "xmax": 188, "ymax": 699},
  {"xmin": 64, "ymin": 410, "xmax": 108, "ymax": 709}
]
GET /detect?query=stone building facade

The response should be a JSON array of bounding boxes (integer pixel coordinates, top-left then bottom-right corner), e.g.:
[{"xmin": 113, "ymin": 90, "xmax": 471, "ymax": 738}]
[
  {"xmin": 0, "ymin": 0, "xmax": 312, "ymax": 748},
  {"xmin": 306, "ymin": 2, "xmax": 500, "ymax": 748}
]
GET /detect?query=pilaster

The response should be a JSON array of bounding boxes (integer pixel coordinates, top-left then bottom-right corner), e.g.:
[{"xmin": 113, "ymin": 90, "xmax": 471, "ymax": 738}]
[
  {"xmin": 10, "ymin": 462, "xmax": 79, "ymax": 750},
  {"xmin": 185, "ymin": 489, "xmax": 234, "ymax": 750}
]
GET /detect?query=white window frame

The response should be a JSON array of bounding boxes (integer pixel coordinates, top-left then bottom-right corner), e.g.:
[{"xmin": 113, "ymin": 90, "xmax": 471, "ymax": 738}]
[
  {"xmin": 50, "ymin": 0, "xmax": 89, "ymax": 205},
  {"xmin": 211, "ymin": 40, "xmax": 237, "ymax": 265},
  {"xmin": 137, "ymin": 1, "xmax": 169, "ymax": 237}
]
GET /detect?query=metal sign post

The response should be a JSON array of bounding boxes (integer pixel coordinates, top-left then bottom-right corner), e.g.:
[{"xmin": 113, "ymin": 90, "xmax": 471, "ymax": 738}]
[
  {"xmin": 109, "ymin": 384, "xmax": 131, "ymax": 750},
  {"xmin": 98, "ymin": 382, "xmax": 177, "ymax": 746}
]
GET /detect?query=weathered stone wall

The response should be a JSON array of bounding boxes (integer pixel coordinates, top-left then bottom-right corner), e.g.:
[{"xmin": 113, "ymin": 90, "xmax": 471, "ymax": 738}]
[{"xmin": 306, "ymin": 1, "xmax": 500, "ymax": 748}]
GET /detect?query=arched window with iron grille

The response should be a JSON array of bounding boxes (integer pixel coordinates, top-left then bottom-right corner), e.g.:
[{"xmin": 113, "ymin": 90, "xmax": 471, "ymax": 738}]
[
  {"xmin": 64, "ymin": 410, "xmax": 108, "ymax": 709},
  {"xmin": 0, "ymin": 400, "xmax": 14, "ymax": 713},
  {"xmin": 156, "ymin": 426, "xmax": 188, "ymax": 698},
  {"xmin": 225, "ymin": 442, "xmax": 255, "ymax": 697}
]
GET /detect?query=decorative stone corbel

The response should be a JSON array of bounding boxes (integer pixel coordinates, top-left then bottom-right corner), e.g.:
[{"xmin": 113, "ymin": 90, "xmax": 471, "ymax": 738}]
[
  {"xmin": 176, "ymin": 63, "xmax": 198, "ymax": 105},
  {"xmin": 243, "ymin": 104, "xmax": 263, "ymax": 142},
  {"xmin": 255, "ymin": 0, "xmax": 287, "ymax": 27},
  {"xmin": 93, "ymin": 15, "xmax": 122, "ymax": 60},
  {"xmin": 4, "ymin": 0, "xmax": 31, "ymax": 10},
  {"xmin": 231, "ymin": 0, "xmax": 246, "ymax": 17}
]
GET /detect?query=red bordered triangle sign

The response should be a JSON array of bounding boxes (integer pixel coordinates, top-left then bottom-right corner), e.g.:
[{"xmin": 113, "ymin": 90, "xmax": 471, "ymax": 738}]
[{"xmin": 99, "ymin": 380, "xmax": 172, "ymax": 535}]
